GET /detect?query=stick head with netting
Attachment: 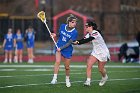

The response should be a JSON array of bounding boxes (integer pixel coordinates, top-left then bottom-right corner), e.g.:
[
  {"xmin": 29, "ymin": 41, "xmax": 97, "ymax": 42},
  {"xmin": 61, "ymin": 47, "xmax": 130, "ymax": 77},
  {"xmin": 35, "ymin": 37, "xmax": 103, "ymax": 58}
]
[
  {"xmin": 37, "ymin": 11, "xmax": 46, "ymax": 23},
  {"xmin": 37, "ymin": 11, "xmax": 58, "ymax": 49}
]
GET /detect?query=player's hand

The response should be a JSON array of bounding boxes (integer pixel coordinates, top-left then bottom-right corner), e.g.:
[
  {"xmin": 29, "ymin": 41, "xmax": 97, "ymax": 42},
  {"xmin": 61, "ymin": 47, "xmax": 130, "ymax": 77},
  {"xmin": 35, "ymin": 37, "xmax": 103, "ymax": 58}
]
[
  {"xmin": 14, "ymin": 44, "xmax": 16, "ymax": 48},
  {"xmin": 0, "ymin": 45, "xmax": 2, "ymax": 48},
  {"xmin": 25, "ymin": 29, "xmax": 28, "ymax": 33},
  {"xmin": 72, "ymin": 41, "xmax": 79, "ymax": 45},
  {"xmin": 2, "ymin": 44, "xmax": 5, "ymax": 48},
  {"xmin": 51, "ymin": 33, "xmax": 56, "ymax": 38},
  {"xmin": 57, "ymin": 48, "xmax": 61, "ymax": 52}
]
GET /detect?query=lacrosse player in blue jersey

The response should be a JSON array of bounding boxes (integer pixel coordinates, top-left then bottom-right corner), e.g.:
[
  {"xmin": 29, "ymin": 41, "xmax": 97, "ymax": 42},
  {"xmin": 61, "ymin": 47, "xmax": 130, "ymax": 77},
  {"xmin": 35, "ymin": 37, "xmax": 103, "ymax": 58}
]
[
  {"xmin": 25, "ymin": 26, "xmax": 35, "ymax": 63},
  {"xmin": 14, "ymin": 29, "xmax": 24, "ymax": 63},
  {"xmin": 2, "ymin": 28, "xmax": 14, "ymax": 63},
  {"xmin": 50, "ymin": 14, "xmax": 78, "ymax": 87}
]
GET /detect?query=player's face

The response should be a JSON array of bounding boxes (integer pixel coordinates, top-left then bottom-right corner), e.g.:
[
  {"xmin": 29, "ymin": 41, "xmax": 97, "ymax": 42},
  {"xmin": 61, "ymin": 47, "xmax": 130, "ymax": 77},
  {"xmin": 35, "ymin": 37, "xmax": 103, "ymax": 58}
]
[
  {"xmin": 85, "ymin": 26, "xmax": 93, "ymax": 32},
  {"xmin": 28, "ymin": 28, "xmax": 33, "ymax": 32},
  {"xmin": 68, "ymin": 20, "xmax": 77, "ymax": 28},
  {"xmin": 8, "ymin": 28, "xmax": 12, "ymax": 34},
  {"xmin": 17, "ymin": 30, "xmax": 21, "ymax": 34}
]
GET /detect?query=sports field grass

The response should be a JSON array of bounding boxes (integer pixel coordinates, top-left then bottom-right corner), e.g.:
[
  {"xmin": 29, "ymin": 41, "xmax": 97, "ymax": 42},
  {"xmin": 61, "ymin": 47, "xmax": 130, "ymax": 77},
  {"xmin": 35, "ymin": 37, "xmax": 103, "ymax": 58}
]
[{"xmin": 0, "ymin": 62, "xmax": 140, "ymax": 93}]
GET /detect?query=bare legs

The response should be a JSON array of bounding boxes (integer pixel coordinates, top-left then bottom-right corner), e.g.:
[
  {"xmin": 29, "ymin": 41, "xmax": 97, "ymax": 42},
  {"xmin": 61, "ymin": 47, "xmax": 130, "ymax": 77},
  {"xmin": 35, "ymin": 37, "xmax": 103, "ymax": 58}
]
[
  {"xmin": 27, "ymin": 48, "xmax": 34, "ymax": 63},
  {"xmin": 86, "ymin": 56, "xmax": 97, "ymax": 79},
  {"xmin": 51, "ymin": 51, "xmax": 71, "ymax": 87},
  {"xmin": 4, "ymin": 50, "xmax": 12, "ymax": 63},
  {"xmin": 84, "ymin": 56, "xmax": 108, "ymax": 86}
]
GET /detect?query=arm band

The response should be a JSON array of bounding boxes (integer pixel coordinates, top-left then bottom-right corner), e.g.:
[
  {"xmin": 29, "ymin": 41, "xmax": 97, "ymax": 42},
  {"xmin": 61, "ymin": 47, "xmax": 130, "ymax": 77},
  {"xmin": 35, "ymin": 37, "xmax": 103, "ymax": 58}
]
[
  {"xmin": 60, "ymin": 39, "xmax": 73, "ymax": 50},
  {"xmin": 77, "ymin": 37, "xmax": 95, "ymax": 45}
]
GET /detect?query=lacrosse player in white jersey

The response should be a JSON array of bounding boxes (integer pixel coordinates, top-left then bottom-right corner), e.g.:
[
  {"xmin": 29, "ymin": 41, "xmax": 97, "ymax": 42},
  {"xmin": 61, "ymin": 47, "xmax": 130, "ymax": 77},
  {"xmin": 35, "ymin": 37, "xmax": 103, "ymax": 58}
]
[{"xmin": 73, "ymin": 20, "xmax": 110, "ymax": 86}]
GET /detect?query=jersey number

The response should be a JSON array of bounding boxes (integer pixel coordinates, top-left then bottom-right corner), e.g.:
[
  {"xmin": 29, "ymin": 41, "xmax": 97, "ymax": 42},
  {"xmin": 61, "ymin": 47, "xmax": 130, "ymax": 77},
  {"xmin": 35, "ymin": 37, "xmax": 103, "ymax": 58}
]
[{"xmin": 62, "ymin": 36, "xmax": 66, "ymax": 42}]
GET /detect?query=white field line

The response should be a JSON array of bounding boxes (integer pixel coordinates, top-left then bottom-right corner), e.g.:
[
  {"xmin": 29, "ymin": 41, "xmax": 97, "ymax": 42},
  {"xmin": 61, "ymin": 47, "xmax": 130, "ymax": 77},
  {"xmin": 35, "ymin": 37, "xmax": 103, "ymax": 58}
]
[
  {"xmin": 0, "ymin": 65, "xmax": 140, "ymax": 68},
  {"xmin": 0, "ymin": 77, "xmax": 140, "ymax": 89},
  {"xmin": 0, "ymin": 70, "xmax": 139, "ymax": 78},
  {"xmin": 0, "ymin": 72, "xmax": 86, "ymax": 78},
  {"xmin": 0, "ymin": 69, "xmax": 76, "ymax": 72}
]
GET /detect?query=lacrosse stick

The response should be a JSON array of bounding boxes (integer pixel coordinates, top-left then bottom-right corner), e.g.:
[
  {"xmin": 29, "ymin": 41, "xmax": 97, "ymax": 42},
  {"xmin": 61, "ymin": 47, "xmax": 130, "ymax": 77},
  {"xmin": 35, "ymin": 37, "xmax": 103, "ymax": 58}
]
[{"xmin": 37, "ymin": 11, "xmax": 58, "ymax": 49}]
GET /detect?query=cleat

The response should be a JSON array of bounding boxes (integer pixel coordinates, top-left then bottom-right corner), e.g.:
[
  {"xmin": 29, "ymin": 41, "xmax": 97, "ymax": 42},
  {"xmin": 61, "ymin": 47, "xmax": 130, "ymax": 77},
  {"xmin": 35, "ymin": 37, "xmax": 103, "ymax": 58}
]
[
  {"xmin": 9, "ymin": 60, "xmax": 12, "ymax": 63},
  {"xmin": 28, "ymin": 59, "xmax": 33, "ymax": 63},
  {"xmin": 83, "ymin": 80, "xmax": 91, "ymax": 86},
  {"xmin": 14, "ymin": 60, "xmax": 18, "ymax": 63},
  {"xmin": 66, "ymin": 81, "xmax": 71, "ymax": 87},
  {"xmin": 14, "ymin": 56, "xmax": 18, "ymax": 63},
  {"xmin": 51, "ymin": 79, "xmax": 57, "ymax": 84},
  {"xmin": 3, "ymin": 60, "xmax": 8, "ymax": 63},
  {"xmin": 99, "ymin": 75, "xmax": 108, "ymax": 86},
  {"xmin": 19, "ymin": 60, "xmax": 22, "ymax": 63}
]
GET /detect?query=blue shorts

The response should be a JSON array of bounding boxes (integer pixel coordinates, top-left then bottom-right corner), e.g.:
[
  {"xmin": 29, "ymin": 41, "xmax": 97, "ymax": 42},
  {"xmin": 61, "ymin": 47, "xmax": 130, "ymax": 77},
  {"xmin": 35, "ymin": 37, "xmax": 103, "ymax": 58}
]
[
  {"xmin": 4, "ymin": 45, "xmax": 13, "ymax": 51},
  {"xmin": 54, "ymin": 45, "xmax": 73, "ymax": 59},
  {"xmin": 16, "ymin": 42, "xmax": 23, "ymax": 50},
  {"xmin": 16, "ymin": 45, "xmax": 23, "ymax": 50},
  {"xmin": 27, "ymin": 41, "xmax": 34, "ymax": 48},
  {"xmin": 61, "ymin": 50, "xmax": 73, "ymax": 59}
]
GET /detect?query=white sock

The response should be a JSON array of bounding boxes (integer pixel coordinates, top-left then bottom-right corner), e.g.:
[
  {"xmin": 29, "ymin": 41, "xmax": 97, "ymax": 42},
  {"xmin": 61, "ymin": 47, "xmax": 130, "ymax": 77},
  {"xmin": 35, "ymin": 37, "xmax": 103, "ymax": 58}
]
[
  {"xmin": 4, "ymin": 59, "xmax": 7, "ymax": 61},
  {"xmin": 53, "ymin": 74, "xmax": 57, "ymax": 80},
  {"xmin": 29, "ymin": 59, "xmax": 32, "ymax": 61},
  {"xmin": 31, "ymin": 59, "xmax": 34, "ymax": 62},
  {"xmin": 20, "ymin": 59, "xmax": 22, "ymax": 62},
  {"xmin": 104, "ymin": 74, "xmax": 108, "ymax": 78},
  {"xmin": 66, "ymin": 76, "xmax": 70, "ymax": 79},
  {"xmin": 9, "ymin": 59, "xmax": 12, "ymax": 62},
  {"xmin": 66, "ymin": 76, "xmax": 70, "ymax": 82},
  {"xmin": 14, "ymin": 56, "xmax": 17, "ymax": 60},
  {"xmin": 87, "ymin": 78, "xmax": 91, "ymax": 82}
]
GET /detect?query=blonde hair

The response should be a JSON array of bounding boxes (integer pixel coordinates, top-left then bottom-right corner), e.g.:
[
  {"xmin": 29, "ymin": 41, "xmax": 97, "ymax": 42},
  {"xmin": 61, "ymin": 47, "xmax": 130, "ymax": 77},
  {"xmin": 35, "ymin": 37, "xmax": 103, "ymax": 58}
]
[{"xmin": 66, "ymin": 14, "xmax": 77, "ymax": 24}]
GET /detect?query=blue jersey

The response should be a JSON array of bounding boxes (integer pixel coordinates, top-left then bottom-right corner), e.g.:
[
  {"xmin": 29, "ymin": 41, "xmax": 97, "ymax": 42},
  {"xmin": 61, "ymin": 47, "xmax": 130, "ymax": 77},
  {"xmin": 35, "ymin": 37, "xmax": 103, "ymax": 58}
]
[
  {"xmin": 57, "ymin": 24, "xmax": 78, "ymax": 58},
  {"xmin": 14, "ymin": 34, "xmax": 24, "ymax": 49},
  {"xmin": 26, "ymin": 31, "xmax": 35, "ymax": 48},
  {"xmin": 4, "ymin": 34, "xmax": 14, "ymax": 50}
]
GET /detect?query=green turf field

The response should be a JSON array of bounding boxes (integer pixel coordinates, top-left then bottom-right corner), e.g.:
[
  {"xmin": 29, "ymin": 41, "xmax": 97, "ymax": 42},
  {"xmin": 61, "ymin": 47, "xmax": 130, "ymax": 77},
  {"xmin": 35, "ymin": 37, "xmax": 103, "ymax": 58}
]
[{"xmin": 0, "ymin": 62, "xmax": 140, "ymax": 93}]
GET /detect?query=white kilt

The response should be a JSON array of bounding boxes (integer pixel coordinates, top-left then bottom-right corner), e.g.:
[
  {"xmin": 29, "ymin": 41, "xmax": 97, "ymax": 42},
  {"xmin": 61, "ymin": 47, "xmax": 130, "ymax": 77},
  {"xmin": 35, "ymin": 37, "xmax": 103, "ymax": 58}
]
[{"xmin": 91, "ymin": 50, "xmax": 110, "ymax": 62}]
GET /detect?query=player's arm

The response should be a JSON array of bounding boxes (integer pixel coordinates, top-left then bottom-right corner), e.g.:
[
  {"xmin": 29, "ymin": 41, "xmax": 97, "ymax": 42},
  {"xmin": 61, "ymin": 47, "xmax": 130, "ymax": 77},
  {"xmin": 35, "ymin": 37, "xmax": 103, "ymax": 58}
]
[
  {"xmin": 24, "ymin": 32, "xmax": 28, "ymax": 41},
  {"xmin": 74, "ymin": 37, "xmax": 95, "ymax": 45},
  {"xmin": 2, "ymin": 39, "xmax": 6, "ymax": 47},
  {"xmin": 14, "ymin": 38, "xmax": 16, "ymax": 47},
  {"xmin": 59, "ymin": 39, "xmax": 73, "ymax": 50}
]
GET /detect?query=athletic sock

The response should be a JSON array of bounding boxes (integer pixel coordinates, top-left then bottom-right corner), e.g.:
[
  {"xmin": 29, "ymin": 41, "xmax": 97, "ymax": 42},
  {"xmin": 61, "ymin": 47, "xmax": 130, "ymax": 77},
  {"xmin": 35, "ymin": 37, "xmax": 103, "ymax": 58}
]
[
  {"xmin": 9, "ymin": 59, "xmax": 12, "ymax": 63},
  {"xmin": 53, "ymin": 74, "xmax": 57, "ymax": 80},
  {"xmin": 4, "ymin": 59, "xmax": 8, "ymax": 62},
  {"xmin": 66, "ymin": 76, "xmax": 70, "ymax": 79},
  {"xmin": 66, "ymin": 76, "xmax": 70, "ymax": 82},
  {"xmin": 5, "ymin": 59, "xmax": 7, "ymax": 61},
  {"xmin": 87, "ymin": 78, "xmax": 91, "ymax": 82}
]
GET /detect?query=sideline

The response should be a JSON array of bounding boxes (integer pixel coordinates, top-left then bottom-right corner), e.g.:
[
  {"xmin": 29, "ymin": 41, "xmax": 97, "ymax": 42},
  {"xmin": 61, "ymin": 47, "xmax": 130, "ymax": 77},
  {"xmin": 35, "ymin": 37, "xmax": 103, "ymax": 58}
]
[
  {"xmin": 0, "ymin": 65, "xmax": 140, "ymax": 68},
  {"xmin": 0, "ymin": 77, "xmax": 140, "ymax": 89}
]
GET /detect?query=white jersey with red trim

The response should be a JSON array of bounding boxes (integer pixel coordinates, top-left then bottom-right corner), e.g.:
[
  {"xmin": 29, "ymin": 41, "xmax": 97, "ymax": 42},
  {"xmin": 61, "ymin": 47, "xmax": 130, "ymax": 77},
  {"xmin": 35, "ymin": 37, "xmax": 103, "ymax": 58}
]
[{"xmin": 85, "ymin": 30, "xmax": 110, "ymax": 62}]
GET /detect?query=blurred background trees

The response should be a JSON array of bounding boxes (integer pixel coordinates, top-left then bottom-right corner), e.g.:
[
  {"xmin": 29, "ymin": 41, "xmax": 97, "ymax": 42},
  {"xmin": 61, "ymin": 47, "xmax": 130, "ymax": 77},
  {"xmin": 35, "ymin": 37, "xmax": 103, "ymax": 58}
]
[{"xmin": 0, "ymin": 0, "xmax": 140, "ymax": 43}]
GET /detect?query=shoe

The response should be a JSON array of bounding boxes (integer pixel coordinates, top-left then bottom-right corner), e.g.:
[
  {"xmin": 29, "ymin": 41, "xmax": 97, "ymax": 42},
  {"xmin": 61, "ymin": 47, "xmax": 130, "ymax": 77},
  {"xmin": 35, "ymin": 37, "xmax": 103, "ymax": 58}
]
[
  {"xmin": 66, "ymin": 80, "xmax": 71, "ymax": 87},
  {"xmin": 19, "ymin": 60, "xmax": 22, "ymax": 63},
  {"xmin": 14, "ymin": 60, "xmax": 18, "ymax": 63},
  {"xmin": 28, "ymin": 59, "xmax": 33, "ymax": 63},
  {"xmin": 51, "ymin": 79, "xmax": 57, "ymax": 84},
  {"xmin": 99, "ymin": 75, "xmax": 108, "ymax": 86},
  {"xmin": 14, "ymin": 56, "xmax": 18, "ymax": 63},
  {"xmin": 83, "ymin": 80, "xmax": 91, "ymax": 86},
  {"xmin": 3, "ymin": 60, "xmax": 8, "ymax": 63},
  {"xmin": 9, "ymin": 59, "xmax": 12, "ymax": 63}
]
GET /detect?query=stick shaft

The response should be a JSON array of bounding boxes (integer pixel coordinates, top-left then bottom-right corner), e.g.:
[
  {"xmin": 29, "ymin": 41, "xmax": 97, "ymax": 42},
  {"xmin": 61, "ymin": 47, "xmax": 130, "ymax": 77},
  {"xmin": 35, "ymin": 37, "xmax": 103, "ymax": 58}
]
[{"xmin": 44, "ymin": 21, "xmax": 58, "ymax": 49}]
